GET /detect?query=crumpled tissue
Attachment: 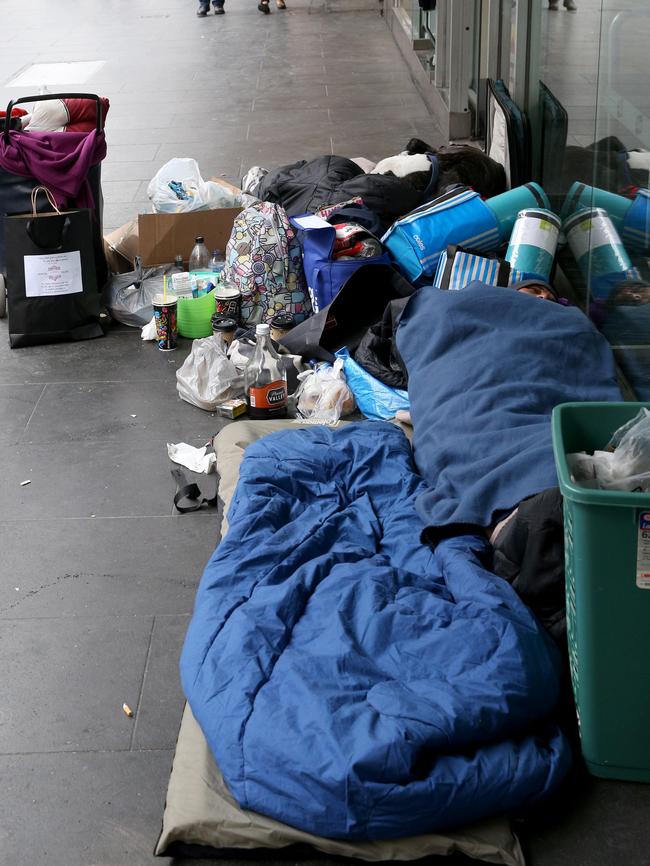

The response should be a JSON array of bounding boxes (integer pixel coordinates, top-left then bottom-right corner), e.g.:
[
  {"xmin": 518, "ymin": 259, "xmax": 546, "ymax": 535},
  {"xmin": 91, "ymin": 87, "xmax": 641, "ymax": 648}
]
[
  {"xmin": 141, "ymin": 317, "xmax": 157, "ymax": 341},
  {"xmin": 167, "ymin": 442, "xmax": 216, "ymax": 474}
]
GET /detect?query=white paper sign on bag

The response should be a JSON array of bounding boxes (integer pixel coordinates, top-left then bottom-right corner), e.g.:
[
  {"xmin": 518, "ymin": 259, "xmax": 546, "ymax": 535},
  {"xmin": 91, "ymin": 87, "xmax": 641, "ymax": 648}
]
[{"xmin": 23, "ymin": 251, "xmax": 83, "ymax": 298}]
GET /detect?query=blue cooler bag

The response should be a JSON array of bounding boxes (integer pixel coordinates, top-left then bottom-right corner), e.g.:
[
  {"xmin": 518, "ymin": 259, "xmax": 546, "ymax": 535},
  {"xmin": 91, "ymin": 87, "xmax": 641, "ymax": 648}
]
[
  {"xmin": 382, "ymin": 187, "xmax": 501, "ymax": 283},
  {"xmin": 292, "ymin": 214, "xmax": 391, "ymax": 313}
]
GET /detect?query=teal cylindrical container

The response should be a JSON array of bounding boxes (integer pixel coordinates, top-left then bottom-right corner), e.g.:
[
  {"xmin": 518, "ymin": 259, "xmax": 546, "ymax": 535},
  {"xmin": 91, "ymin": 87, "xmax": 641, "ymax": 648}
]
[
  {"xmin": 561, "ymin": 182, "xmax": 633, "ymax": 230},
  {"xmin": 622, "ymin": 188, "xmax": 650, "ymax": 253},
  {"xmin": 564, "ymin": 207, "xmax": 637, "ymax": 299},
  {"xmin": 505, "ymin": 208, "xmax": 560, "ymax": 280},
  {"xmin": 485, "ymin": 183, "xmax": 551, "ymax": 241}
]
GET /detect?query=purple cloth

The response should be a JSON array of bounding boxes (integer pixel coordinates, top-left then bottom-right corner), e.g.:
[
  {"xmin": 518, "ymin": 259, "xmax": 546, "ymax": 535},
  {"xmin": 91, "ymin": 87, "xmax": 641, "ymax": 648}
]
[{"xmin": 0, "ymin": 129, "xmax": 106, "ymax": 209}]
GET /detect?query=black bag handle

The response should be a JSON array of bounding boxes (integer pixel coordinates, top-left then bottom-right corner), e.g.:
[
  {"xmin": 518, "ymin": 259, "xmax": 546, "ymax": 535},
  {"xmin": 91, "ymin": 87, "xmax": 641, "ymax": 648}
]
[
  {"xmin": 439, "ymin": 244, "xmax": 459, "ymax": 289},
  {"xmin": 3, "ymin": 92, "xmax": 103, "ymax": 144},
  {"xmin": 495, "ymin": 258, "xmax": 511, "ymax": 287},
  {"xmin": 25, "ymin": 215, "xmax": 71, "ymax": 251},
  {"xmin": 171, "ymin": 468, "xmax": 219, "ymax": 514}
]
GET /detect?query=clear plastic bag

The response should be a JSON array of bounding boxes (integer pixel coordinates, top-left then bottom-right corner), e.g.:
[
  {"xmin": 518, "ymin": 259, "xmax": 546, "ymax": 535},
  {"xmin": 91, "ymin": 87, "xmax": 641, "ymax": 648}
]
[
  {"xmin": 102, "ymin": 264, "xmax": 173, "ymax": 327},
  {"xmin": 568, "ymin": 408, "xmax": 650, "ymax": 492},
  {"xmin": 176, "ymin": 336, "xmax": 244, "ymax": 412},
  {"xmin": 295, "ymin": 359, "xmax": 356, "ymax": 425},
  {"xmin": 147, "ymin": 158, "xmax": 242, "ymax": 214}
]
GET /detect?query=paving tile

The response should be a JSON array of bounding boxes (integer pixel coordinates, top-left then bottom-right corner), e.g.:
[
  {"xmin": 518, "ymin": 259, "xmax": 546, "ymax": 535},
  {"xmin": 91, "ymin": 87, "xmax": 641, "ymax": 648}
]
[
  {"xmin": 0, "ymin": 615, "xmax": 154, "ymax": 753},
  {"xmin": 0, "ymin": 329, "xmax": 189, "ymax": 386},
  {"xmin": 523, "ymin": 773, "xmax": 650, "ymax": 866},
  {"xmin": 104, "ymin": 143, "xmax": 161, "ymax": 162},
  {"xmin": 132, "ymin": 615, "xmax": 190, "ymax": 750},
  {"xmin": 102, "ymin": 161, "xmax": 173, "ymax": 183},
  {"xmin": 0, "ymin": 383, "xmax": 44, "ymax": 445},
  {"xmin": 22, "ymin": 379, "xmax": 227, "ymax": 446},
  {"xmin": 0, "ymin": 437, "xmax": 192, "ymax": 520},
  {"xmin": 0, "ymin": 515, "xmax": 219, "ymax": 619},
  {"xmin": 100, "ymin": 179, "xmax": 144, "ymax": 203},
  {"xmin": 0, "ymin": 750, "xmax": 175, "ymax": 866}
]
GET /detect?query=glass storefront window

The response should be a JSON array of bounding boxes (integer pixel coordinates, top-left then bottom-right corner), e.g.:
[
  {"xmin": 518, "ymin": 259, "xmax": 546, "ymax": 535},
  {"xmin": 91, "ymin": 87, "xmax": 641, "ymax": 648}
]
[{"xmin": 537, "ymin": 0, "xmax": 650, "ymax": 398}]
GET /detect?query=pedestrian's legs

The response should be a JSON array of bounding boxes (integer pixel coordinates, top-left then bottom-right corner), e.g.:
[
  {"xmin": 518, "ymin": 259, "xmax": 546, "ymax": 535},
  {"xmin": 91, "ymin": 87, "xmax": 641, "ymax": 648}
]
[
  {"xmin": 213, "ymin": 0, "xmax": 225, "ymax": 12},
  {"xmin": 197, "ymin": 0, "xmax": 210, "ymax": 14}
]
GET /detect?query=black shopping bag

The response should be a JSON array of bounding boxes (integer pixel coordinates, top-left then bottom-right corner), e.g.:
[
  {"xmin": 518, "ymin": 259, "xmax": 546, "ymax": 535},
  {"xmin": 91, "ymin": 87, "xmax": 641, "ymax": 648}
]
[{"xmin": 4, "ymin": 187, "xmax": 103, "ymax": 348}]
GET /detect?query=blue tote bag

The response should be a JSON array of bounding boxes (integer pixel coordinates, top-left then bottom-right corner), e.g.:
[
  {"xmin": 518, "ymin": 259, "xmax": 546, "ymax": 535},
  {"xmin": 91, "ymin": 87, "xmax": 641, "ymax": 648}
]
[{"xmin": 292, "ymin": 214, "xmax": 391, "ymax": 314}]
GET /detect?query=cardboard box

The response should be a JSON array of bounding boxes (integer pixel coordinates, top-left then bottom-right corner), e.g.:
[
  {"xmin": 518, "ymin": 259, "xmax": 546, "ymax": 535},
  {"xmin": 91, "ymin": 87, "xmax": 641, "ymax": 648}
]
[
  {"xmin": 137, "ymin": 208, "xmax": 241, "ymax": 267},
  {"xmin": 103, "ymin": 218, "xmax": 139, "ymax": 274}
]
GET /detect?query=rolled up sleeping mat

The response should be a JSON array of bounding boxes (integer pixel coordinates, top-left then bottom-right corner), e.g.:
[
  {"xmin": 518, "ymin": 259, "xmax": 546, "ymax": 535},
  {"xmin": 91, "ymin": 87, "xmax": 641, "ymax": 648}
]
[
  {"xmin": 563, "ymin": 207, "xmax": 640, "ymax": 299},
  {"xmin": 484, "ymin": 182, "xmax": 551, "ymax": 242},
  {"xmin": 505, "ymin": 208, "xmax": 560, "ymax": 281},
  {"xmin": 621, "ymin": 188, "xmax": 650, "ymax": 253},
  {"xmin": 560, "ymin": 182, "xmax": 632, "ymax": 230}
]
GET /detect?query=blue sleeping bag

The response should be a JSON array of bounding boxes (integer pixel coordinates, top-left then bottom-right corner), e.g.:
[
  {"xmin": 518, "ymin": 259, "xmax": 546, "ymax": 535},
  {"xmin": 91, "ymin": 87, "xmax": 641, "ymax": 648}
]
[
  {"xmin": 397, "ymin": 283, "xmax": 622, "ymax": 529},
  {"xmin": 181, "ymin": 422, "xmax": 570, "ymax": 840}
]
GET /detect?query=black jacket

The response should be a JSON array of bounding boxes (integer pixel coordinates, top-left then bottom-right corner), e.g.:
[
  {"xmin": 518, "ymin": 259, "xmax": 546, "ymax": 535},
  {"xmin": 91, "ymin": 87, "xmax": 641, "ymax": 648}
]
[{"xmin": 255, "ymin": 155, "xmax": 433, "ymax": 233}]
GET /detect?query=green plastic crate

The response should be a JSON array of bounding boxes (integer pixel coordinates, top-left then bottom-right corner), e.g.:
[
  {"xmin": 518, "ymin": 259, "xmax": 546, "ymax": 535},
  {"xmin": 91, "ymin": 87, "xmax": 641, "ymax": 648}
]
[{"xmin": 552, "ymin": 402, "xmax": 650, "ymax": 782}]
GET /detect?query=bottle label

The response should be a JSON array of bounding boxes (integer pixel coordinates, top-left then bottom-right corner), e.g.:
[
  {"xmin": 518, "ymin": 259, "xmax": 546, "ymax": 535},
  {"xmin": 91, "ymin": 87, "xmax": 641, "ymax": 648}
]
[{"xmin": 249, "ymin": 380, "xmax": 287, "ymax": 409}]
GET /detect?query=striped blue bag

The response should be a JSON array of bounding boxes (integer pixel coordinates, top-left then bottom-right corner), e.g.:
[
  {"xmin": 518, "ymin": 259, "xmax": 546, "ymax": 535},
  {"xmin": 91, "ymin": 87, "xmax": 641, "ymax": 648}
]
[
  {"xmin": 382, "ymin": 186, "xmax": 501, "ymax": 284},
  {"xmin": 433, "ymin": 245, "xmax": 524, "ymax": 290}
]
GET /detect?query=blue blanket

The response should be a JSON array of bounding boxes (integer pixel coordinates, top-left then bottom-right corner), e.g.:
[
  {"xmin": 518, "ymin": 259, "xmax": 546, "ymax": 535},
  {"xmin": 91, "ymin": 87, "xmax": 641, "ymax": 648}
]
[
  {"xmin": 397, "ymin": 284, "xmax": 621, "ymax": 529},
  {"xmin": 181, "ymin": 423, "xmax": 570, "ymax": 840}
]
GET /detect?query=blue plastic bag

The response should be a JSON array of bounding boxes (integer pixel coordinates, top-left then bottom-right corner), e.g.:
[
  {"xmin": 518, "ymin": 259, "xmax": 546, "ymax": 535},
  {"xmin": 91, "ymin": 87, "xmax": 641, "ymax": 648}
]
[{"xmin": 336, "ymin": 348, "xmax": 409, "ymax": 420}]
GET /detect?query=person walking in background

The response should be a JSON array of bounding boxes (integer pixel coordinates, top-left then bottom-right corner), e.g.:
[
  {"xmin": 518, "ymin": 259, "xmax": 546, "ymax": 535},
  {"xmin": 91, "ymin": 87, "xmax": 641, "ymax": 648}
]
[
  {"xmin": 197, "ymin": 0, "xmax": 224, "ymax": 15},
  {"xmin": 257, "ymin": 0, "xmax": 286, "ymax": 14},
  {"xmin": 549, "ymin": 0, "xmax": 577, "ymax": 10}
]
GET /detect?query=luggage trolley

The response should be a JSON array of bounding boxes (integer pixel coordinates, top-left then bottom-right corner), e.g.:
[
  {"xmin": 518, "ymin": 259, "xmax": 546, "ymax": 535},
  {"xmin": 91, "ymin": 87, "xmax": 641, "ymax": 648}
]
[{"xmin": 0, "ymin": 92, "xmax": 108, "ymax": 320}]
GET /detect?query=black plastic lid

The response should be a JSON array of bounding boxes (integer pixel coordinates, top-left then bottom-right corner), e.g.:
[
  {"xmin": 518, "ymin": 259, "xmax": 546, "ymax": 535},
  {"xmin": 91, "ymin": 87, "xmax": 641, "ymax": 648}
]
[
  {"xmin": 270, "ymin": 311, "xmax": 296, "ymax": 329},
  {"xmin": 211, "ymin": 315, "xmax": 238, "ymax": 331},
  {"xmin": 195, "ymin": 235, "xmax": 205, "ymax": 244}
]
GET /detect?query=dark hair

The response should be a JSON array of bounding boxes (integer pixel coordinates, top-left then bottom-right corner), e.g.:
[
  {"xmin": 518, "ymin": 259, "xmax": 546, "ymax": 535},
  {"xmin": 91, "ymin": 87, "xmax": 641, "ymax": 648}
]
[{"xmin": 404, "ymin": 138, "xmax": 507, "ymax": 199}]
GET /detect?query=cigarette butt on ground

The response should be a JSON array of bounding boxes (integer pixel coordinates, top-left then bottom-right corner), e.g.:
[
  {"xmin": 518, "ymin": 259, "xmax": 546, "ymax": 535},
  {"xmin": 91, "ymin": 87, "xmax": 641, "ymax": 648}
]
[
  {"xmin": 122, "ymin": 703, "xmax": 134, "ymax": 718},
  {"xmin": 20, "ymin": 480, "xmax": 31, "ymax": 487}
]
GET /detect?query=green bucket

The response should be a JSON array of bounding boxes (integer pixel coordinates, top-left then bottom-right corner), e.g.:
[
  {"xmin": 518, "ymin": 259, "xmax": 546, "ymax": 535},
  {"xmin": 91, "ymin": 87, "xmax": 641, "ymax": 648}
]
[
  {"xmin": 177, "ymin": 291, "xmax": 216, "ymax": 339},
  {"xmin": 552, "ymin": 401, "xmax": 650, "ymax": 782}
]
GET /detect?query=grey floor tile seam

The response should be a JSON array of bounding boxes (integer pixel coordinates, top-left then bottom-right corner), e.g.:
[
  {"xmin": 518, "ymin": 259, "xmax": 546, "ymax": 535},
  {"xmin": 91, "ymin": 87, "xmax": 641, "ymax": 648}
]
[
  {"xmin": 130, "ymin": 616, "xmax": 157, "ymax": 751},
  {"xmin": 8, "ymin": 377, "xmax": 184, "ymax": 386},
  {"xmin": 0, "ymin": 746, "xmax": 175, "ymax": 757},
  {"xmin": 1, "ymin": 612, "xmax": 200, "ymax": 622},
  {"xmin": 0, "ymin": 513, "xmax": 215, "ymax": 524}
]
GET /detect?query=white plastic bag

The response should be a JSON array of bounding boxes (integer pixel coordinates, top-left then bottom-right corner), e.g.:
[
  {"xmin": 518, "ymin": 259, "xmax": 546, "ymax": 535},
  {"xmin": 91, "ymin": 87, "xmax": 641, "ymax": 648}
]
[
  {"xmin": 176, "ymin": 336, "xmax": 244, "ymax": 411},
  {"xmin": 295, "ymin": 360, "xmax": 355, "ymax": 425},
  {"xmin": 147, "ymin": 158, "xmax": 242, "ymax": 214},
  {"xmin": 568, "ymin": 408, "xmax": 650, "ymax": 492}
]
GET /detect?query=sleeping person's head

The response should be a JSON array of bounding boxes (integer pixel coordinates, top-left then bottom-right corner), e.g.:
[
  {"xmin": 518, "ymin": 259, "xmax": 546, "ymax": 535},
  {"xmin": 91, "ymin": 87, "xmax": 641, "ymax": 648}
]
[
  {"xmin": 609, "ymin": 279, "xmax": 650, "ymax": 307},
  {"xmin": 514, "ymin": 279, "xmax": 559, "ymax": 302}
]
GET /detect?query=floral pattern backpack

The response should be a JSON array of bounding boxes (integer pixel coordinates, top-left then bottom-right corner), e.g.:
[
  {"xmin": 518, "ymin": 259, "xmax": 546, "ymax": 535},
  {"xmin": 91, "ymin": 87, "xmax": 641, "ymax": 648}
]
[{"xmin": 223, "ymin": 201, "xmax": 311, "ymax": 326}]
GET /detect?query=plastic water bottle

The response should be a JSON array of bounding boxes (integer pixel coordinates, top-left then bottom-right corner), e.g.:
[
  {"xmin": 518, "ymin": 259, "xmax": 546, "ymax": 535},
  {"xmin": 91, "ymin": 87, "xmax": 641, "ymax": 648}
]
[
  {"xmin": 188, "ymin": 236, "xmax": 210, "ymax": 272},
  {"xmin": 210, "ymin": 248, "xmax": 225, "ymax": 282}
]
